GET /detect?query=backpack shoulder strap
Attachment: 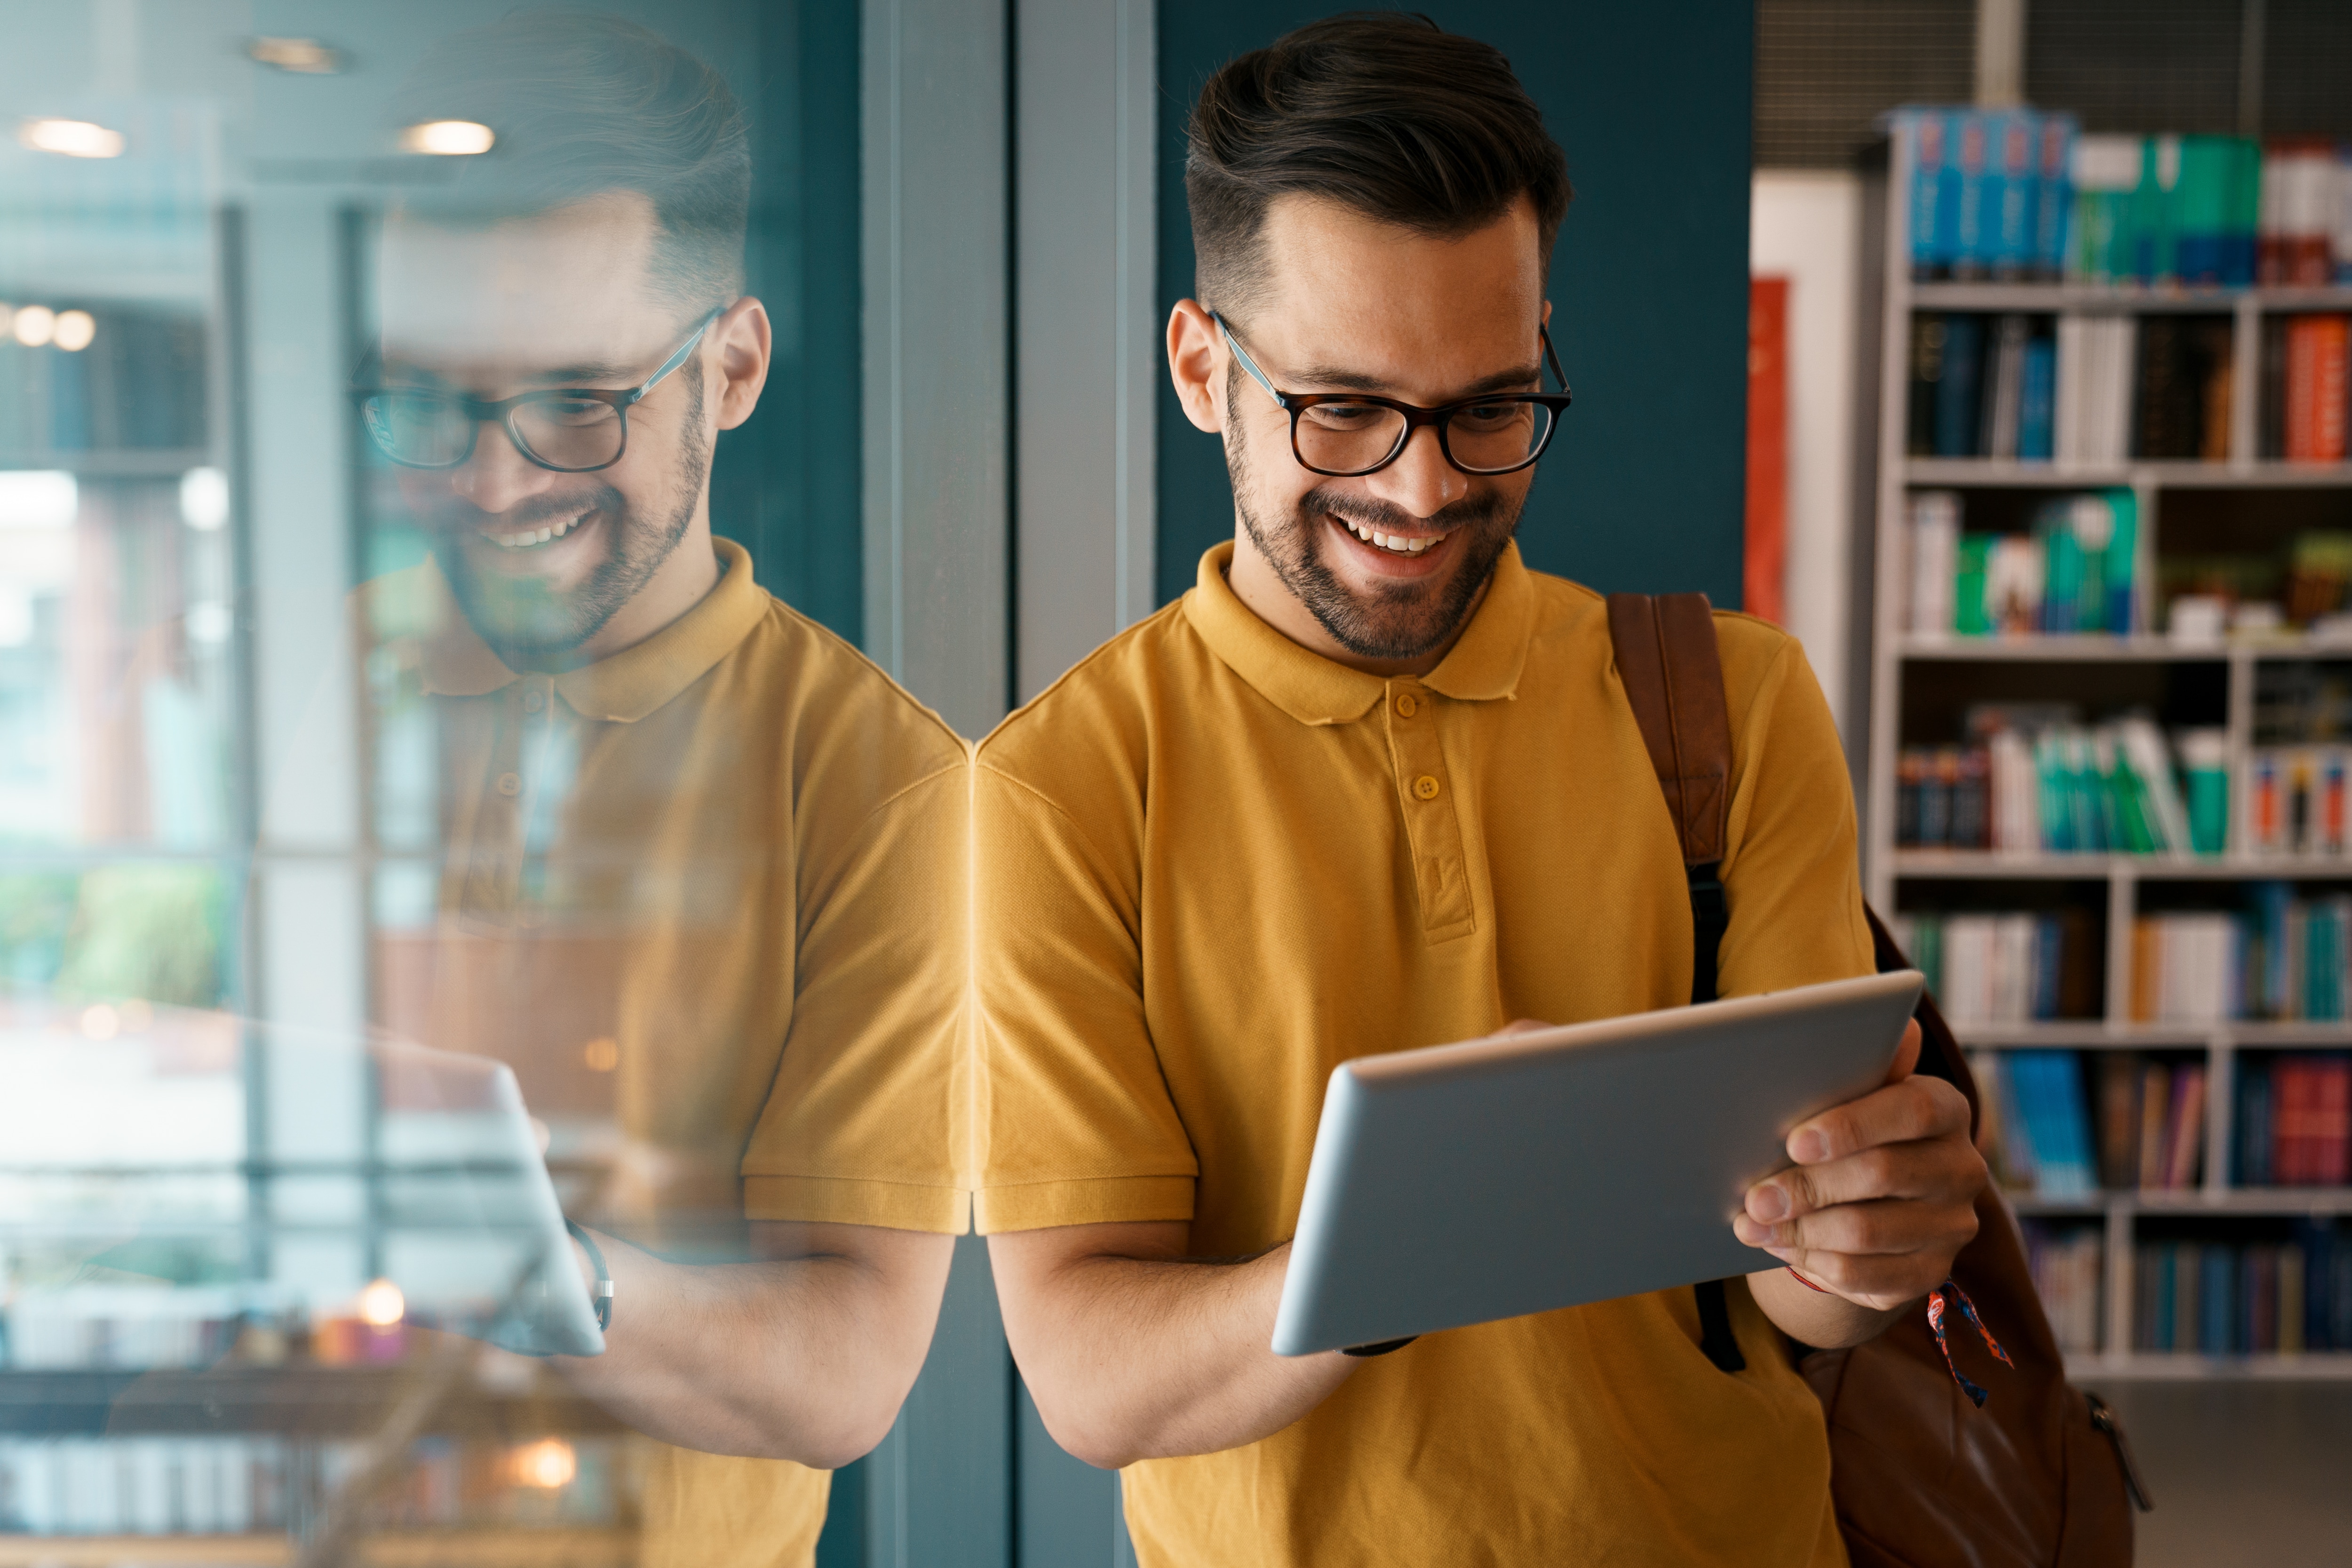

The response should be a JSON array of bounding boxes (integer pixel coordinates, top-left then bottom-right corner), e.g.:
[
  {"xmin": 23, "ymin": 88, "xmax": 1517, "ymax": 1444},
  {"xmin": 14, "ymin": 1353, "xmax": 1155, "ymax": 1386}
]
[
  {"xmin": 1606, "ymin": 592, "xmax": 1732, "ymax": 868},
  {"xmin": 1607, "ymin": 592, "xmax": 1733, "ymax": 1007},
  {"xmin": 1605, "ymin": 591, "xmax": 1746, "ymax": 1374}
]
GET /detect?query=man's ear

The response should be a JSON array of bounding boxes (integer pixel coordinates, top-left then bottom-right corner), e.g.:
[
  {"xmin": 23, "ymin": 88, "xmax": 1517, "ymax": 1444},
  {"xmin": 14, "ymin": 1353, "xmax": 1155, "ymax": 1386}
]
[
  {"xmin": 1166, "ymin": 299, "xmax": 1224, "ymax": 435},
  {"xmin": 713, "ymin": 296, "xmax": 772, "ymax": 431}
]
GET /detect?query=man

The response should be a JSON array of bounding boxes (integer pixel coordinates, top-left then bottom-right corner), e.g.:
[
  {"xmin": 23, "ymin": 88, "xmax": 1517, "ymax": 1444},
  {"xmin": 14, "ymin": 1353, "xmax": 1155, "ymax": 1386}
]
[
  {"xmin": 356, "ymin": 15, "xmax": 965, "ymax": 1563},
  {"xmin": 976, "ymin": 16, "xmax": 1985, "ymax": 1565}
]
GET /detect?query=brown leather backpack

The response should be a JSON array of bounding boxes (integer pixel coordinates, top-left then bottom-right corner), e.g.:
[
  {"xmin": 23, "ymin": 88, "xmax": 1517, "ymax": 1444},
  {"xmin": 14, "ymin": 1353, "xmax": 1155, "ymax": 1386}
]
[{"xmin": 1606, "ymin": 591, "xmax": 2149, "ymax": 1568}]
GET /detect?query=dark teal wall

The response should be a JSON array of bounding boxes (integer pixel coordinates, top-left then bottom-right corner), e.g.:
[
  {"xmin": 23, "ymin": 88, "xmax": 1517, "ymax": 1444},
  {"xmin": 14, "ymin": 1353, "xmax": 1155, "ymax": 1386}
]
[
  {"xmin": 1154, "ymin": 1, "xmax": 1755, "ymax": 610},
  {"xmin": 708, "ymin": 0, "xmax": 865, "ymax": 643}
]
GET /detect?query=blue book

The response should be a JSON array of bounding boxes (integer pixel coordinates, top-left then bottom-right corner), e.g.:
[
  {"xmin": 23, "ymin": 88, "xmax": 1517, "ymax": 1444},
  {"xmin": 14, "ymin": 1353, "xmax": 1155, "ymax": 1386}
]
[
  {"xmin": 2238, "ymin": 1060, "xmax": 2273, "ymax": 1186},
  {"xmin": 2052, "ymin": 1052, "xmax": 2098, "ymax": 1194},
  {"xmin": 2018, "ymin": 338, "xmax": 2056, "ymax": 461},
  {"xmin": 2255, "ymin": 882, "xmax": 2292, "ymax": 1019},
  {"xmin": 2151, "ymin": 1244, "xmax": 2176, "ymax": 1349},
  {"xmin": 2200, "ymin": 1245, "xmax": 2236, "ymax": 1355},
  {"xmin": 2031, "ymin": 918, "xmax": 2063, "ymax": 1019},
  {"xmin": 2034, "ymin": 113, "xmax": 2078, "ymax": 279},
  {"xmin": 1934, "ymin": 315, "xmax": 1986, "ymax": 457},
  {"xmin": 1952, "ymin": 110, "xmax": 1991, "ymax": 276},
  {"xmin": 1902, "ymin": 109, "xmax": 1954, "ymax": 276},
  {"xmin": 1985, "ymin": 109, "xmax": 2040, "ymax": 277}
]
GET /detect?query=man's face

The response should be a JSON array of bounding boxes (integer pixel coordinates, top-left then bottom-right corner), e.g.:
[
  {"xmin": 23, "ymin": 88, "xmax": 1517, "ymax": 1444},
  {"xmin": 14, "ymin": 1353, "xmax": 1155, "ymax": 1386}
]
[
  {"xmin": 376, "ymin": 192, "xmax": 712, "ymax": 661},
  {"xmin": 1216, "ymin": 195, "xmax": 1549, "ymax": 664}
]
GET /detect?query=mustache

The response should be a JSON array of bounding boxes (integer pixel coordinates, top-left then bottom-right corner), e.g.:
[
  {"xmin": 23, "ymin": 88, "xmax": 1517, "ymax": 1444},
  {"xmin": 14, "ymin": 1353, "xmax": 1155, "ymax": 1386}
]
[
  {"xmin": 420, "ymin": 484, "xmax": 624, "ymax": 533},
  {"xmin": 1304, "ymin": 485, "xmax": 1513, "ymax": 535}
]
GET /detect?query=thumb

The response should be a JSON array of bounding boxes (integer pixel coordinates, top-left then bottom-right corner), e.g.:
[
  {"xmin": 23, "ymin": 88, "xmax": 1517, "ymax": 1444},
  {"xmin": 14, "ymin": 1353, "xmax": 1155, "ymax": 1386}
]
[{"xmin": 1886, "ymin": 1017, "xmax": 1922, "ymax": 1084}]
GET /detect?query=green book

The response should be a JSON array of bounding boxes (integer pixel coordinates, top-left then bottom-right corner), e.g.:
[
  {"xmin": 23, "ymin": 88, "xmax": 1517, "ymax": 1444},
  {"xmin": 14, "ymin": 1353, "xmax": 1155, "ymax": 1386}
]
[
  {"xmin": 1955, "ymin": 534, "xmax": 1995, "ymax": 636},
  {"xmin": 2102, "ymin": 488, "xmax": 2139, "ymax": 634},
  {"xmin": 2042, "ymin": 515, "xmax": 2084, "ymax": 633}
]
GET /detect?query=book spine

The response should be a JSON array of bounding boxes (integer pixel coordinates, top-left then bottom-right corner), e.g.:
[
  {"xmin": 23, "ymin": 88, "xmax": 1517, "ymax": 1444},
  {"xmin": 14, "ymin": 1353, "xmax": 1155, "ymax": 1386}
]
[
  {"xmin": 2019, "ymin": 333, "xmax": 2057, "ymax": 461},
  {"xmin": 1937, "ymin": 314, "xmax": 1986, "ymax": 457}
]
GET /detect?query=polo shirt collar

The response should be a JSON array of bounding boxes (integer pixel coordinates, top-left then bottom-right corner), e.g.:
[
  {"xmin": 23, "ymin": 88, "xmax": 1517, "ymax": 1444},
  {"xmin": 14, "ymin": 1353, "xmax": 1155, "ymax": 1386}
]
[
  {"xmin": 1182, "ymin": 538, "xmax": 1535, "ymax": 726},
  {"xmin": 417, "ymin": 535, "xmax": 764, "ymax": 722}
]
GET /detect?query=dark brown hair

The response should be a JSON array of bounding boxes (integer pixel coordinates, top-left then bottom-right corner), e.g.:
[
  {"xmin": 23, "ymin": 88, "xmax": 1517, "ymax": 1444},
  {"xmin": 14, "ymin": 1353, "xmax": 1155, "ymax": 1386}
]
[
  {"xmin": 1186, "ymin": 12, "xmax": 1571, "ymax": 321},
  {"xmin": 388, "ymin": 10, "xmax": 750, "ymax": 313}
]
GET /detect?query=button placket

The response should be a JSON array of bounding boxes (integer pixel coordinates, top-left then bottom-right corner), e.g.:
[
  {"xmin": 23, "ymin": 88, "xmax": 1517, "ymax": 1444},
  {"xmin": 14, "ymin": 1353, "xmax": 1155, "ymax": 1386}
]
[{"xmin": 1383, "ymin": 677, "xmax": 1475, "ymax": 940}]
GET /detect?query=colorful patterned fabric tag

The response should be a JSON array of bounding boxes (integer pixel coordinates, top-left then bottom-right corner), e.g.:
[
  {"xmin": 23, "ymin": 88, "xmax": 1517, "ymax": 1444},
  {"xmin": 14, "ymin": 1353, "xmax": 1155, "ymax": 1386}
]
[{"xmin": 1927, "ymin": 1277, "xmax": 2012, "ymax": 1408}]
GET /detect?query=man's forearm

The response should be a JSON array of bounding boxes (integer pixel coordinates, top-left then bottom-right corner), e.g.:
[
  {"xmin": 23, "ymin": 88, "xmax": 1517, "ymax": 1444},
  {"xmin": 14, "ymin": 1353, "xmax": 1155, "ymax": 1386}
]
[
  {"xmin": 991, "ymin": 1229, "xmax": 1358, "ymax": 1469},
  {"xmin": 553, "ymin": 1225, "xmax": 952, "ymax": 1468}
]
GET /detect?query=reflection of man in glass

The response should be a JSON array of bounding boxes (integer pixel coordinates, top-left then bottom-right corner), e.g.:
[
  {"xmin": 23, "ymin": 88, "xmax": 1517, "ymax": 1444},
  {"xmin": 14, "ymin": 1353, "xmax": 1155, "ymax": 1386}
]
[{"xmin": 358, "ymin": 14, "xmax": 965, "ymax": 1560}]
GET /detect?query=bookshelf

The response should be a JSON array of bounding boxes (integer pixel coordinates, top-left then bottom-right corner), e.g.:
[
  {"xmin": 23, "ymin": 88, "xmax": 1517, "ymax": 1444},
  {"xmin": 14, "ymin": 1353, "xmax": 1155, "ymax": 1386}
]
[{"xmin": 1864, "ymin": 125, "xmax": 2352, "ymax": 1383}]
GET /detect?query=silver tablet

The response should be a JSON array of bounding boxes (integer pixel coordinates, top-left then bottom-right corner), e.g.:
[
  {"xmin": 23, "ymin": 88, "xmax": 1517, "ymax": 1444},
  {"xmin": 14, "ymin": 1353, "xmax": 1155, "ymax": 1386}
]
[
  {"xmin": 1271, "ymin": 970, "xmax": 1924, "ymax": 1357},
  {"xmin": 371, "ymin": 1037, "xmax": 608, "ymax": 1358}
]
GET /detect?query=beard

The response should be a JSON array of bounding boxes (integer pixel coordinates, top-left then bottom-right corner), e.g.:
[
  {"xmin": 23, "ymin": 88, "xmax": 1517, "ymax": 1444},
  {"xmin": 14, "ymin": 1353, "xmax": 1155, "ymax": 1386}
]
[
  {"xmin": 427, "ymin": 368, "xmax": 708, "ymax": 664},
  {"xmin": 1225, "ymin": 361, "xmax": 1524, "ymax": 663}
]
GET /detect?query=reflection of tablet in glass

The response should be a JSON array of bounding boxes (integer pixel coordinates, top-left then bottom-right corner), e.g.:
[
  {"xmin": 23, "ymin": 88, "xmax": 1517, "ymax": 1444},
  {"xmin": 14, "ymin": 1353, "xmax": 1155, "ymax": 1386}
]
[
  {"xmin": 1272, "ymin": 970, "xmax": 1923, "ymax": 1357},
  {"xmin": 373, "ymin": 1039, "xmax": 606, "ymax": 1358}
]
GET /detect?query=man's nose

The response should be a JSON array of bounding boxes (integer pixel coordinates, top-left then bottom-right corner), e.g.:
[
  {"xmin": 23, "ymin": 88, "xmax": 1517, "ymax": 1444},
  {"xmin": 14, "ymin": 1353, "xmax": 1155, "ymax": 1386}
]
[
  {"xmin": 449, "ymin": 421, "xmax": 559, "ymax": 515},
  {"xmin": 1367, "ymin": 422, "xmax": 1469, "ymax": 521}
]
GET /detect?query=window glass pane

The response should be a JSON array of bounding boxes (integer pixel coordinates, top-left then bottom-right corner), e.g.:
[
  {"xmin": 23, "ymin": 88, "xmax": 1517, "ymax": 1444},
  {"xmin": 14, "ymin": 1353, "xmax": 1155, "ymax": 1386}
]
[{"xmin": 0, "ymin": 6, "xmax": 980, "ymax": 1561}]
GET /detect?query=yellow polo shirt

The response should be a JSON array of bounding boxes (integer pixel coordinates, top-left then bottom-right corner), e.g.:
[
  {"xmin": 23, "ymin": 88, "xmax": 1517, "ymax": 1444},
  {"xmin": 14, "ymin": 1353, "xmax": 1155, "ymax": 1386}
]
[
  {"xmin": 362, "ymin": 537, "xmax": 969, "ymax": 1568},
  {"xmin": 974, "ymin": 541, "xmax": 1872, "ymax": 1568}
]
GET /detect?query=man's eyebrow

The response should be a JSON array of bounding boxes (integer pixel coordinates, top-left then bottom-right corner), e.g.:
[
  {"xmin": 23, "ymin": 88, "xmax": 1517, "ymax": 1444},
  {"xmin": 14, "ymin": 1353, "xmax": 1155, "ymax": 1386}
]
[
  {"xmin": 520, "ymin": 361, "xmax": 632, "ymax": 386},
  {"xmin": 1291, "ymin": 361, "xmax": 1546, "ymax": 399},
  {"xmin": 372, "ymin": 359, "xmax": 632, "ymax": 390}
]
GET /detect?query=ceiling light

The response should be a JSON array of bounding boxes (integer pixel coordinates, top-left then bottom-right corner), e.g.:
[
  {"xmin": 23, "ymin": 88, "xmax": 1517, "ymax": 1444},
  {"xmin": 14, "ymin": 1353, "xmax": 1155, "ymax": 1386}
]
[
  {"xmin": 0, "ymin": 470, "xmax": 78, "ymax": 529},
  {"xmin": 51, "ymin": 310, "xmax": 94, "ymax": 352},
  {"xmin": 19, "ymin": 119, "xmax": 126, "ymax": 159},
  {"xmin": 181, "ymin": 467, "xmax": 229, "ymax": 531},
  {"xmin": 356, "ymin": 1277, "xmax": 406, "ymax": 1328},
  {"xmin": 247, "ymin": 36, "xmax": 346, "ymax": 74},
  {"xmin": 398, "ymin": 119, "xmax": 495, "ymax": 156},
  {"xmin": 12, "ymin": 306, "xmax": 55, "ymax": 347}
]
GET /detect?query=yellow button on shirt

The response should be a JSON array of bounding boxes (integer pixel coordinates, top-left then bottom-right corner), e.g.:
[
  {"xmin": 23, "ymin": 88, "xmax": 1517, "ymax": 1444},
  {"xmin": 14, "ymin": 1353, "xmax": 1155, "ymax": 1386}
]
[
  {"xmin": 975, "ymin": 540, "xmax": 1873, "ymax": 1568},
  {"xmin": 361, "ymin": 536, "xmax": 971, "ymax": 1568}
]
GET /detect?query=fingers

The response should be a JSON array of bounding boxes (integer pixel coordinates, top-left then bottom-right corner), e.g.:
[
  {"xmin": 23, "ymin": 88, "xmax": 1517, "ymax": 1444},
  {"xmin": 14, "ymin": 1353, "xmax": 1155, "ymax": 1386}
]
[
  {"xmin": 1885, "ymin": 1017, "xmax": 1922, "ymax": 1083},
  {"xmin": 1746, "ymin": 1094, "xmax": 1980, "ymax": 1226},
  {"xmin": 1783, "ymin": 1071, "xmax": 1968, "ymax": 1167},
  {"xmin": 1759, "ymin": 1222, "xmax": 1982, "ymax": 1313}
]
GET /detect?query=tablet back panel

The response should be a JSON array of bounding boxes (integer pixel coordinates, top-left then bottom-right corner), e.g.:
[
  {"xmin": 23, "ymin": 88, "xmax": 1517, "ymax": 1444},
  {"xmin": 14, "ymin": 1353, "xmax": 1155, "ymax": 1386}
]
[{"xmin": 1271, "ymin": 971, "xmax": 1923, "ymax": 1356}]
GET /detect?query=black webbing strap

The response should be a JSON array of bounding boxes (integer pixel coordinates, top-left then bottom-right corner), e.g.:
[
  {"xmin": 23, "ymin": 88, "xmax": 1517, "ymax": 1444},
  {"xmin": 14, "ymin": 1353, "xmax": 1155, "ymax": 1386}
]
[{"xmin": 1687, "ymin": 860, "xmax": 1745, "ymax": 1372}]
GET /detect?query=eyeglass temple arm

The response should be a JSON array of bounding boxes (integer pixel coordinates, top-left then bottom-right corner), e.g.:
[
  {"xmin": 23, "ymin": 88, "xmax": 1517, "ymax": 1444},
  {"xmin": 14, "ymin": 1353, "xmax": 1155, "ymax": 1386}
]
[
  {"xmin": 1211, "ymin": 311, "xmax": 1285, "ymax": 406},
  {"xmin": 1538, "ymin": 326, "xmax": 1568, "ymax": 398},
  {"xmin": 629, "ymin": 307, "xmax": 727, "ymax": 403}
]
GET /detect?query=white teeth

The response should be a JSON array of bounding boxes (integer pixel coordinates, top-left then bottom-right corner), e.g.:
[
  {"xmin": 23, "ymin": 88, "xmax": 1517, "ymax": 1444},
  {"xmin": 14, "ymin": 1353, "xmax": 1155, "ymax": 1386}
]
[
  {"xmin": 1343, "ymin": 518, "xmax": 1444, "ymax": 557},
  {"xmin": 490, "ymin": 513, "xmax": 583, "ymax": 549}
]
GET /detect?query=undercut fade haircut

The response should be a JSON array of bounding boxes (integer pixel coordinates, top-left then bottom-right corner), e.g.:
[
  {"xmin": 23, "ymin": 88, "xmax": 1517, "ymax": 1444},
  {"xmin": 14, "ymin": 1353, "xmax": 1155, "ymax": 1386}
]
[
  {"xmin": 1186, "ymin": 12, "xmax": 1572, "ymax": 323},
  {"xmin": 387, "ymin": 9, "xmax": 750, "ymax": 314}
]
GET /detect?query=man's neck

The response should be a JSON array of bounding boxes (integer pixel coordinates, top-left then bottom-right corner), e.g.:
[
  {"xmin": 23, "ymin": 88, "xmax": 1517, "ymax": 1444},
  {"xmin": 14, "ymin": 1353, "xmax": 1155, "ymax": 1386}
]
[{"xmin": 1225, "ymin": 523, "xmax": 1489, "ymax": 679}]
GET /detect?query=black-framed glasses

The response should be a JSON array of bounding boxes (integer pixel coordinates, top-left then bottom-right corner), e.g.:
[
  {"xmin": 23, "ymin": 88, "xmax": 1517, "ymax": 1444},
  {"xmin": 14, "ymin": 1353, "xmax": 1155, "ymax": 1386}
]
[
  {"xmin": 354, "ymin": 308, "xmax": 723, "ymax": 473},
  {"xmin": 1214, "ymin": 311, "xmax": 1572, "ymax": 478}
]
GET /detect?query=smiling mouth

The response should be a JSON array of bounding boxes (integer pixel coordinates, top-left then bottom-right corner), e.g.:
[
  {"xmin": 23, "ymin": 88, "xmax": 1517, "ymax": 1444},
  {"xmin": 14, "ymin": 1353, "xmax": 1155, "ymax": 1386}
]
[
  {"xmin": 483, "ymin": 510, "xmax": 590, "ymax": 550},
  {"xmin": 1335, "ymin": 513, "xmax": 1448, "ymax": 557}
]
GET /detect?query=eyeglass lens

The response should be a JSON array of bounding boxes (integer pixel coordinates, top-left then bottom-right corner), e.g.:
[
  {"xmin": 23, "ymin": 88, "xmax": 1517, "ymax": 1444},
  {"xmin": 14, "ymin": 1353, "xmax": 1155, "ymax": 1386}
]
[
  {"xmin": 1295, "ymin": 397, "xmax": 1556, "ymax": 476},
  {"xmin": 363, "ymin": 392, "xmax": 627, "ymax": 471}
]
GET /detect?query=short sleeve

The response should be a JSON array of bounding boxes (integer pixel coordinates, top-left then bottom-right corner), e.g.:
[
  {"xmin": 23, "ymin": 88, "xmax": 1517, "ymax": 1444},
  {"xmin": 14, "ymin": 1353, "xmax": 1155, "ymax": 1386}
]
[
  {"xmin": 1714, "ymin": 627, "xmax": 1876, "ymax": 999},
  {"xmin": 971, "ymin": 760, "xmax": 1198, "ymax": 1234},
  {"xmin": 738, "ymin": 763, "xmax": 973, "ymax": 1233}
]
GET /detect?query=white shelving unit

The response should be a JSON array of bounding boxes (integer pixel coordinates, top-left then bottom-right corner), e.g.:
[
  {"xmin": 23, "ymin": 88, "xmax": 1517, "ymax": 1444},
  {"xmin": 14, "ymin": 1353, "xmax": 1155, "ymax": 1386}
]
[{"xmin": 1864, "ymin": 126, "xmax": 2352, "ymax": 1378}]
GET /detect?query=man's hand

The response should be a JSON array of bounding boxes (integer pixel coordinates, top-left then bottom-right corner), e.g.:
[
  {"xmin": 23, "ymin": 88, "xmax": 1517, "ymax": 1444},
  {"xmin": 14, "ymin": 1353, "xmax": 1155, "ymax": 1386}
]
[{"xmin": 1737, "ymin": 1019, "xmax": 1986, "ymax": 1344}]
